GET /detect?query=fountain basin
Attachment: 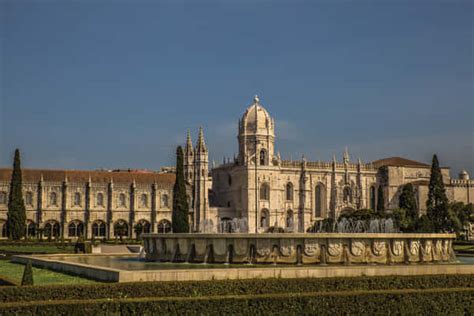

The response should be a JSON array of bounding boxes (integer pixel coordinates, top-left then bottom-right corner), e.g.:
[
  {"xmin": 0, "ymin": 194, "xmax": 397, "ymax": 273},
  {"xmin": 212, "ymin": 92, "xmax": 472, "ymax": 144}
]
[{"xmin": 142, "ymin": 233, "xmax": 457, "ymax": 265}]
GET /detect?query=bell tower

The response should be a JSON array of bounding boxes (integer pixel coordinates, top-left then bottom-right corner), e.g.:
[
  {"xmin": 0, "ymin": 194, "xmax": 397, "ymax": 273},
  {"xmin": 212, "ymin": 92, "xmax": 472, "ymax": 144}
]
[{"xmin": 238, "ymin": 95, "xmax": 275, "ymax": 166}]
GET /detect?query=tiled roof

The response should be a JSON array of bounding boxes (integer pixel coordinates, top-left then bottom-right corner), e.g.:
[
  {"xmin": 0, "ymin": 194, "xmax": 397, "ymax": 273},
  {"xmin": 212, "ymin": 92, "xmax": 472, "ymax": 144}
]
[
  {"xmin": 0, "ymin": 168, "xmax": 175, "ymax": 185},
  {"xmin": 372, "ymin": 157, "xmax": 430, "ymax": 168}
]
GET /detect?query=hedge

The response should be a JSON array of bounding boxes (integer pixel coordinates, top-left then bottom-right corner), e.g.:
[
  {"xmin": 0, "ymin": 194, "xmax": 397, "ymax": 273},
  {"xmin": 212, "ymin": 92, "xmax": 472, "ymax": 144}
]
[
  {"xmin": 0, "ymin": 288, "xmax": 472, "ymax": 315},
  {"xmin": 1, "ymin": 274, "xmax": 473, "ymax": 303}
]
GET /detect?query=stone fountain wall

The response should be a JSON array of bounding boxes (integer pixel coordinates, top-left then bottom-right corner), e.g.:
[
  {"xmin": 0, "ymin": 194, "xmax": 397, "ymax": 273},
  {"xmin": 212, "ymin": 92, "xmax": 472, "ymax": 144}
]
[{"xmin": 142, "ymin": 233, "xmax": 457, "ymax": 265}]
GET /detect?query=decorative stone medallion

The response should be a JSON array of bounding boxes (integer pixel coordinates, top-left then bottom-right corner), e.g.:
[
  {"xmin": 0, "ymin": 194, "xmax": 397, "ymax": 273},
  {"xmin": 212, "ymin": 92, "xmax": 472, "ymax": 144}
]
[
  {"xmin": 304, "ymin": 240, "xmax": 320, "ymax": 257},
  {"xmin": 257, "ymin": 239, "xmax": 272, "ymax": 257},
  {"xmin": 279, "ymin": 239, "xmax": 295, "ymax": 257},
  {"xmin": 351, "ymin": 240, "xmax": 365, "ymax": 257}
]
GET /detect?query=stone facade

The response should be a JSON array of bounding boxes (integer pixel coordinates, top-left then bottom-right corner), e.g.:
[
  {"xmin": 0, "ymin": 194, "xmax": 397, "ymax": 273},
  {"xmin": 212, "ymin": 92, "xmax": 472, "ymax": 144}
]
[{"xmin": 186, "ymin": 96, "xmax": 474, "ymax": 233}]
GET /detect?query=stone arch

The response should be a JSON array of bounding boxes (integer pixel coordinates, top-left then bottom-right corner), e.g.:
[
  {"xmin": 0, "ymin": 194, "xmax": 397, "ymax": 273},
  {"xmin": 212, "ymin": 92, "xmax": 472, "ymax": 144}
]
[
  {"xmin": 68, "ymin": 220, "xmax": 84, "ymax": 237},
  {"xmin": 114, "ymin": 219, "xmax": 129, "ymax": 238},
  {"xmin": 286, "ymin": 210, "xmax": 294, "ymax": 230},
  {"xmin": 286, "ymin": 182, "xmax": 294, "ymax": 201},
  {"xmin": 260, "ymin": 208, "xmax": 270, "ymax": 229},
  {"xmin": 135, "ymin": 219, "xmax": 151, "ymax": 237},
  {"xmin": 260, "ymin": 183, "xmax": 270, "ymax": 201},
  {"xmin": 259, "ymin": 149, "xmax": 268, "ymax": 166},
  {"xmin": 92, "ymin": 220, "xmax": 106, "ymax": 238},
  {"xmin": 315, "ymin": 183, "xmax": 326, "ymax": 217},
  {"xmin": 157, "ymin": 219, "xmax": 172, "ymax": 233},
  {"xmin": 44, "ymin": 220, "xmax": 60, "ymax": 239}
]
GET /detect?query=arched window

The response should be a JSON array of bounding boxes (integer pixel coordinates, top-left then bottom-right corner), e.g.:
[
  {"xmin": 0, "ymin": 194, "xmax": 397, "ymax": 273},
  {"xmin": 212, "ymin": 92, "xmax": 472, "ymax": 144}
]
[
  {"xmin": 49, "ymin": 192, "xmax": 57, "ymax": 206},
  {"xmin": 135, "ymin": 219, "xmax": 151, "ymax": 237},
  {"xmin": 114, "ymin": 220, "xmax": 129, "ymax": 238},
  {"xmin": 26, "ymin": 220, "xmax": 36, "ymax": 238},
  {"xmin": 260, "ymin": 209, "xmax": 270, "ymax": 229},
  {"xmin": 74, "ymin": 192, "xmax": 81, "ymax": 206},
  {"xmin": 119, "ymin": 193, "xmax": 126, "ymax": 207},
  {"xmin": 259, "ymin": 149, "xmax": 267, "ymax": 166},
  {"xmin": 25, "ymin": 192, "xmax": 33, "ymax": 206},
  {"xmin": 286, "ymin": 210, "xmax": 294, "ymax": 230},
  {"xmin": 260, "ymin": 183, "xmax": 270, "ymax": 201},
  {"xmin": 97, "ymin": 193, "xmax": 104, "ymax": 207},
  {"xmin": 68, "ymin": 220, "xmax": 84, "ymax": 237},
  {"xmin": 0, "ymin": 191, "xmax": 6, "ymax": 205},
  {"xmin": 140, "ymin": 194, "xmax": 148, "ymax": 208},
  {"xmin": 157, "ymin": 219, "xmax": 172, "ymax": 233},
  {"xmin": 343, "ymin": 187, "xmax": 352, "ymax": 203},
  {"xmin": 315, "ymin": 184, "xmax": 326, "ymax": 217},
  {"xmin": 92, "ymin": 220, "xmax": 106, "ymax": 237},
  {"xmin": 286, "ymin": 183, "xmax": 293, "ymax": 201},
  {"xmin": 161, "ymin": 194, "xmax": 169, "ymax": 208},
  {"xmin": 0, "ymin": 220, "xmax": 7, "ymax": 238},
  {"xmin": 370, "ymin": 186, "xmax": 376, "ymax": 210},
  {"xmin": 44, "ymin": 221, "xmax": 60, "ymax": 238}
]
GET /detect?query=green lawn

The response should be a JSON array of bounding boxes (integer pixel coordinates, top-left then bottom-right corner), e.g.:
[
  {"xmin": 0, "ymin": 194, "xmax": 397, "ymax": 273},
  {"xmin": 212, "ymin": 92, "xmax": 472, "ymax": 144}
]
[
  {"xmin": 0, "ymin": 260, "xmax": 98, "ymax": 285},
  {"xmin": 0, "ymin": 244, "xmax": 74, "ymax": 254}
]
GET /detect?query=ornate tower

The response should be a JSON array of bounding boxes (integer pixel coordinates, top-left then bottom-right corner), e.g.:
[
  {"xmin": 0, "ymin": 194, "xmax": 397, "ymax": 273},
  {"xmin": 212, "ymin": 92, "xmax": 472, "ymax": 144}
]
[
  {"xmin": 238, "ymin": 95, "xmax": 275, "ymax": 166},
  {"xmin": 184, "ymin": 129, "xmax": 194, "ymax": 183},
  {"xmin": 193, "ymin": 127, "xmax": 209, "ymax": 232}
]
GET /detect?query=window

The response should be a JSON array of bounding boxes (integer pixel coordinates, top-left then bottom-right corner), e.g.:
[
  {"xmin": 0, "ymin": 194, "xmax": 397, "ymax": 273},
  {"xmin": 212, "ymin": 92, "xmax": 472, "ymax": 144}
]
[
  {"xmin": 161, "ymin": 194, "xmax": 169, "ymax": 208},
  {"xmin": 50, "ymin": 192, "xmax": 57, "ymax": 206},
  {"xmin": 44, "ymin": 221, "xmax": 60, "ymax": 238},
  {"xmin": 114, "ymin": 220, "xmax": 129, "ymax": 238},
  {"xmin": 260, "ymin": 209, "xmax": 270, "ymax": 228},
  {"xmin": 370, "ymin": 186, "xmax": 376, "ymax": 210},
  {"xmin": 68, "ymin": 220, "xmax": 84, "ymax": 237},
  {"xmin": 315, "ymin": 184, "xmax": 325, "ymax": 217},
  {"xmin": 286, "ymin": 210, "xmax": 294, "ymax": 230},
  {"xmin": 158, "ymin": 219, "xmax": 172, "ymax": 233},
  {"xmin": 97, "ymin": 193, "xmax": 104, "ymax": 207},
  {"xmin": 92, "ymin": 220, "xmax": 106, "ymax": 237},
  {"xmin": 286, "ymin": 183, "xmax": 293, "ymax": 201},
  {"xmin": 260, "ymin": 183, "xmax": 270, "ymax": 201},
  {"xmin": 119, "ymin": 193, "xmax": 126, "ymax": 207},
  {"xmin": 259, "ymin": 149, "xmax": 267, "ymax": 166},
  {"xmin": 0, "ymin": 191, "xmax": 6, "ymax": 205},
  {"xmin": 25, "ymin": 192, "xmax": 33, "ymax": 206},
  {"xmin": 135, "ymin": 220, "xmax": 151, "ymax": 237},
  {"xmin": 140, "ymin": 194, "xmax": 148, "ymax": 208},
  {"xmin": 74, "ymin": 192, "xmax": 81, "ymax": 206},
  {"xmin": 343, "ymin": 187, "xmax": 352, "ymax": 203}
]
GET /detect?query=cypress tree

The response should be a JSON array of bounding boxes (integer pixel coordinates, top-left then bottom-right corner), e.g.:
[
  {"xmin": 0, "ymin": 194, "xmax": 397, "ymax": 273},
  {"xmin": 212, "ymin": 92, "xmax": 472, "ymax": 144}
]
[
  {"xmin": 7, "ymin": 149, "xmax": 27, "ymax": 240},
  {"xmin": 172, "ymin": 146, "xmax": 189, "ymax": 233},
  {"xmin": 377, "ymin": 186, "xmax": 385, "ymax": 212},
  {"xmin": 426, "ymin": 154, "xmax": 449, "ymax": 232},
  {"xmin": 21, "ymin": 260, "xmax": 34, "ymax": 286},
  {"xmin": 399, "ymin": 183, "xmax": 418, "ymax": 219}
]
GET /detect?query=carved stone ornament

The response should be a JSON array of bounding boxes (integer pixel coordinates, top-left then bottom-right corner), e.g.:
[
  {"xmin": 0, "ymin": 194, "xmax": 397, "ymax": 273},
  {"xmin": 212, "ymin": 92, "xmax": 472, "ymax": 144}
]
[
  {"xmin": 372, "ymin": 241, "xmax": 386, "ymax": 256},
  {"xmin": 351, "ymin": 241, "xmax": 365, "ymax": 257},
  {"xmin": 279, "ymin": 239, "xmax": 295, "ymax": 257},
  {"xmin": 234, "ymin": 239, "xmax": 248, "ymax": 256},
  {"xmin": 410, "ymin": 240, "xmax": 420, "ymax": 256},
  {"xmin": 304, "ymin": 240, "xmax": 320, "ymax": 257},
  {"xmin": 327, "ymin": 242, "xmax": 342, "ymax": 257},
  {"xmin": 195, "ymin": 239, "xmax": 207, "ymax": 256},
  {"xmin": 392, "ymin": 240, "xmax": 404, "ymax": 256},
  {"xmin": 213, "ymin": 239, "xmax": 227, "ymax": 256},
  {"xmin": 257, "ymin": 239, "xmax": 272, "ymax": 257}
]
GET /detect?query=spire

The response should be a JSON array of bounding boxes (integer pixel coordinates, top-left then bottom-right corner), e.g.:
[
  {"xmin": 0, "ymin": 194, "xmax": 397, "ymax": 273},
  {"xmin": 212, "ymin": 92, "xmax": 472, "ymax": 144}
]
[
  {"xmin": 343, "ymin": 146, "xmax": 350, "ymax": 164},
  {"xmin": 253, "ymin": 95, "xmax": 260, "ymax": 104},
  {"xmin": 185, "ymin": 129, "xmax": 193, "ymax": 154},
  {"xmin": 196, "ymin": 127, "xmax": 207, "ymax": 152}
]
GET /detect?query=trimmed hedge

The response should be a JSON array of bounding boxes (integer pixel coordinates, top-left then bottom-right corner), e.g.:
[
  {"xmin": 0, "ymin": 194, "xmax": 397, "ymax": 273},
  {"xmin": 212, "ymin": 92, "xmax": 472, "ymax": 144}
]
[
  {"xmin": 1, "ymin": 274, "xmax": 473, "ymax": 303},
  {"xmin": 0, "ymin": 288, "xmax": 472, "ymax": 315}
]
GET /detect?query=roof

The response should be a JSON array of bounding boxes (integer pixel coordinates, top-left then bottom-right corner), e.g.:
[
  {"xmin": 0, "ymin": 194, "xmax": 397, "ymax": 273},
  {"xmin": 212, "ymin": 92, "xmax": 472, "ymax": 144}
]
[
  {"xmin": 372, "ymin": 157, "xmax": 430, "ymax": 168},
  {"xmin": 0, "ymin": 168, "xmax": 175, "ymax": 185}
]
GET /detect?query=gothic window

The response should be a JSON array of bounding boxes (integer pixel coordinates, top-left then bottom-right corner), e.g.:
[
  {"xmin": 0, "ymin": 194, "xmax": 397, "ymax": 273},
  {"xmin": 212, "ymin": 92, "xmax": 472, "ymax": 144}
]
[
  {"xmin": 25, "ymin": 192, "xmax": 33, "ymax": 206},
  {"xmin": 260, "ymin": 183, "xmax": 270, "ymax": 201},
  {"xmin": 260, "ymin": 209, "xmax": 270, "ymax": 228},
  {"xmin": 93, "ymin": 220, "xmax": 106, "ymax": 237},
  {"xmin": 370, "ymin": 186, "xmax": 376, "ymax": 210},
  {"xmin": 259, "ymin": 149, "xmax": 267, "ymax": 166},
  {"xmin": 315, "ymin": 184, "xmax": 326, "ymax": 217},
  {"xmin": 114, "ymin": 219, "xmax": 129, "ymax": 238},
  {"xmin": 0, "ymin": 191, "xmax": 6, "ymax": 205},
  {"xmin": 343, "ymin": 186, "xmax": 352, "ymax": 203},
  {"xmin": 135, "ymin": 219, "xmax": 151, "ymax": 237},
  {"xmin": 286, "ymin": 183, "xmax": 294, "ymax": 201},
  {"xmin": 74, "ymin": 192, "xmax": 81, "ymax": 206},
  {"xmin": 157, "ymin": 219, "xmax": 172, "ymax": 233},
  {"xmin": 161, "ymin": 194, "xmax": 169, "ymax": 208},
  {"xmin": 97, "ymin": 193, "xmax": 104, "ymax": 207},
  {"xmin": 68, "ymin": 220, "xmax": 84, "ymax": 237},
  {"xmin": 119, "ymin": 193, "xmax": 126, "ymax": 207},
  {"xmin": 44, "ymin": 221, "xmax": 60, "ymax": 238},
  {"xmin": 140, "ymin": 194, "xmax": 148, "ymax": 208},
  {"xmin": 286, "ymin": 210, "xmax": 294, "ymax": 230},
  {"xmin": 50, "ymin": 192, "xmax": 57, "ymax": 206}
]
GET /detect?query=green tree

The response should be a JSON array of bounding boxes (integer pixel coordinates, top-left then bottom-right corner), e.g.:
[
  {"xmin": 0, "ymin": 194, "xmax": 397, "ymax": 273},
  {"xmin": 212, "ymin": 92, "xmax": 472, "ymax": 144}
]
[
  {"xmin": 399, "ymin": 183, "xmax": 418, "ymax": 220},
  {"xmin": 7, "ymin": 149, "xmax": 27, "ymax": 240},
  {"xmin": 21, "ymin": 260, "xmax": 34, "ymax": 286},
  {"xmin": 172, "ymin": 146, "xmax": 189, "ymax": 233},
  {"xmin": 377, "ymin": 186, "xmax": 385, "ymax": 212},
  {"xmin": 426, "ymin": 154, "xmax": 451, "ymax": 232}
]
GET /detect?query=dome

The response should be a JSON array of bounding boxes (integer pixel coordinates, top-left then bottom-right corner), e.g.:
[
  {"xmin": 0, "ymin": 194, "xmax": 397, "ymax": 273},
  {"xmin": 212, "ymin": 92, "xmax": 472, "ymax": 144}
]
[
  {"xmin": 240, "ymin": 95, "xmax": 274, "ymax": 135},
  {"xmin": 459, "ymin": 170, "xmax": 470, "ymax": 180}
]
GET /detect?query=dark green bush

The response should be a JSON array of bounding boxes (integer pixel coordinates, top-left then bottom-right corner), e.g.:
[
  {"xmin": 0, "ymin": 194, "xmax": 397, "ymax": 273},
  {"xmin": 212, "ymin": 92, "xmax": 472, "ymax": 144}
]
[
  {"xmin": 20, "ymin": 261, "xmax": 33, "ymax": 286},
  {"xmin": 0, "ymin": 288, "xmax": 472, "ymax": 315},
  {"xmin": 0, "ymin": 274, "xmax": 472, "ymax": 303}
]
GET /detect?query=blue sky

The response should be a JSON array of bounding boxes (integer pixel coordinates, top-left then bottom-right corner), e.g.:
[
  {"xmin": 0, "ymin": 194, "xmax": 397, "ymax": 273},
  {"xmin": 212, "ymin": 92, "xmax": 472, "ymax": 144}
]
[{"xmin": 1, "ymin": 1, "xmax": 473, "ymax": 176}]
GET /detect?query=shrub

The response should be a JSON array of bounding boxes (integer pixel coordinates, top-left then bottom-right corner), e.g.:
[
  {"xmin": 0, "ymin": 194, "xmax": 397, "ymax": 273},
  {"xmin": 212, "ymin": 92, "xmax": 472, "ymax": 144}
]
[{"xmin": 20, "ymin": 261, "xmax": 33, "ymax": 286}]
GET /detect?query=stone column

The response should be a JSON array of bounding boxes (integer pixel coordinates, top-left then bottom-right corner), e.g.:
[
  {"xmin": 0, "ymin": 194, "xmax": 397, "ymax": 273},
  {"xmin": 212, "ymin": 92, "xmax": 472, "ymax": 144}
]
[
  {"xmin": 129, "ymin": 181, "xmax": 136, "ymax": 239},
  {"xmin": 107, "ymin": 179, "xmax": 113, "ymax": 240},
  {"xmin": 61, "ymin": 178, "xmax": 68, "ymax": 239}
]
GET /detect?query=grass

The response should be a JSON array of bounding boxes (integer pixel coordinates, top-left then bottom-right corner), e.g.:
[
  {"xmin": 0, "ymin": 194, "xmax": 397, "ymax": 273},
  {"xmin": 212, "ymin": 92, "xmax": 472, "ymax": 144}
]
[
  {"xmin": 0, "ymin": 260, "xmax": 98, "ymax": 285},
  {"xmin": 0, "ymin": 244, "xmax": 74, "ymax": 254}
]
